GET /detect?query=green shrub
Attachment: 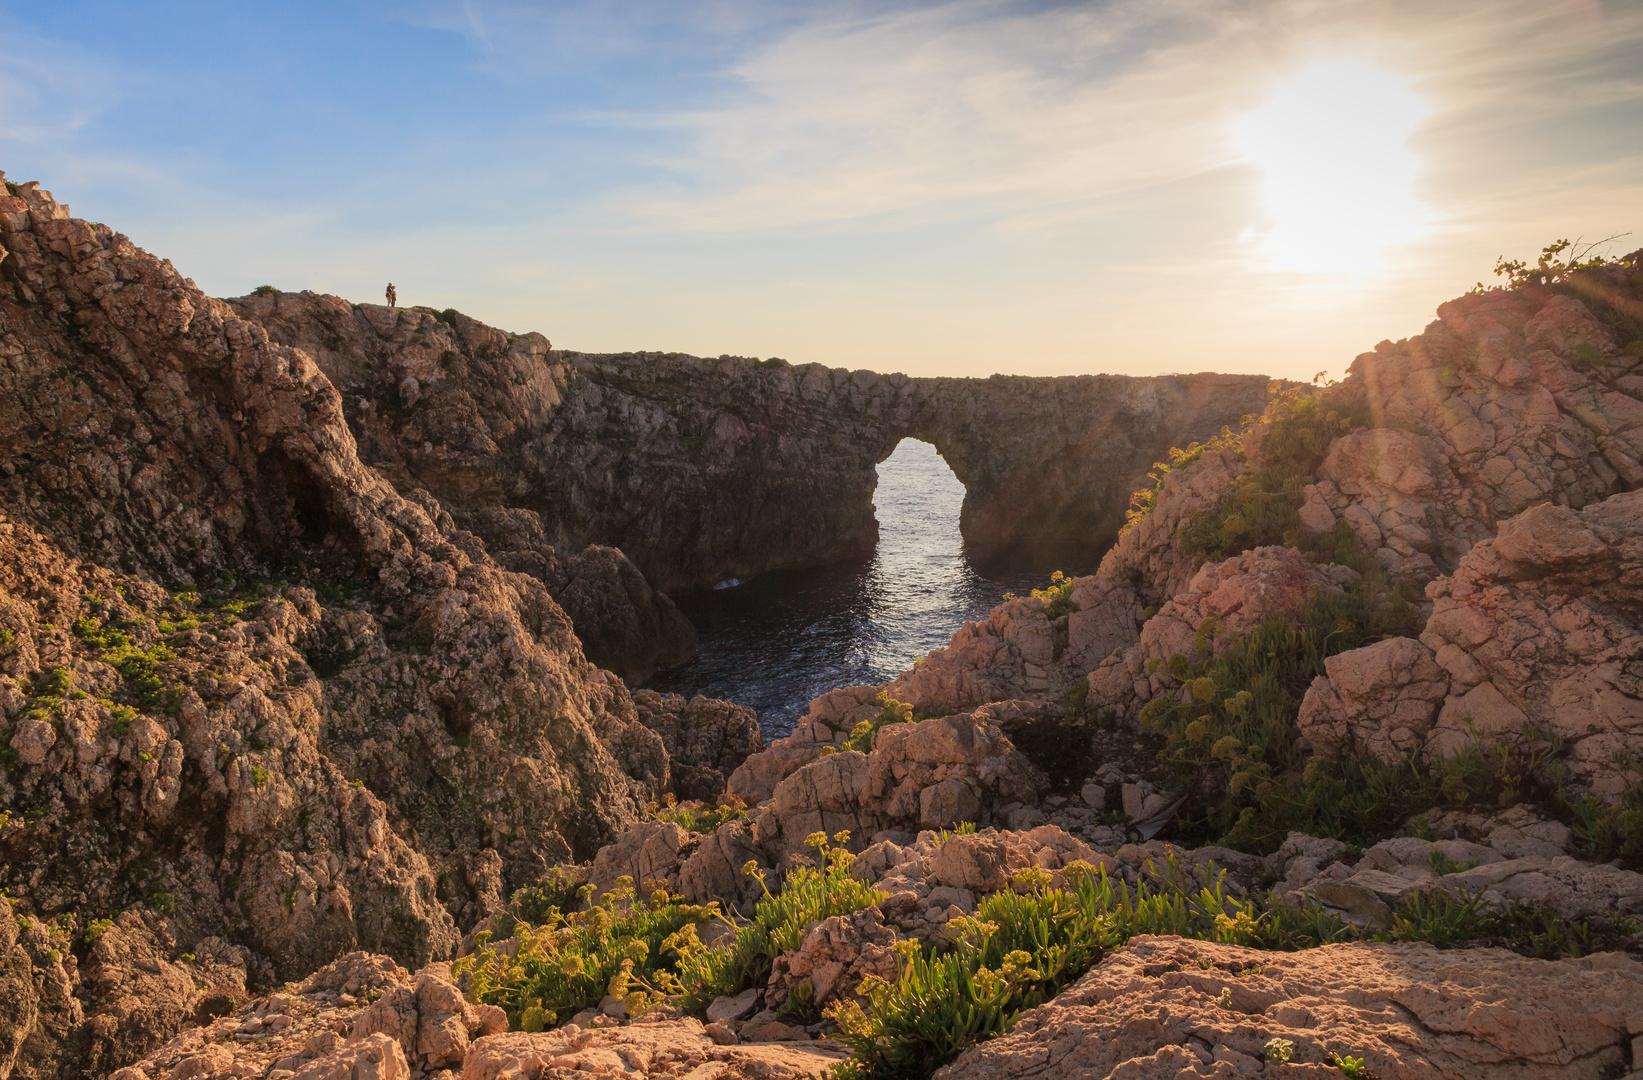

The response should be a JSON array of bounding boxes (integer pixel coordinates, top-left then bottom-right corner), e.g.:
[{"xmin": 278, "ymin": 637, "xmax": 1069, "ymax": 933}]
[
  {"xmin": 1180, "ymin": 385, "xmax": 1368, "ymax": 561},
  {"xmin": 508, "ymin": 868, "xmax": 587, "ymax": 925},
  {"xmin": 678, "ymin": 832, "xmax": 882, "ymax": 1008},
  {"xmin": 1562, "ymin": 772, "xmax": 1643, "ymax": 863},
  {"xmin": 102, "ymin": 643, "xmax": 175, "ymax": 704},
  {"xmin": 252, "ymin": 284, "xmax": 281, "ymax": 295},
  {"xmin": 1124, "ymin": 425, "xmax": 1245, "ymax": 530},
  {"xmin": 1029, "ymin": 571, "xmax": 1077, "ymax": 619},
  {"xmin": 828, "ymin": 859, "xmax": 1352, "ymax": 1078},
  {"xmin": 828, "ymin": 855, "xmax": 1625, "ymax": 1078},
  {"xmin": 1428, "ymin": 850, "xmax": 1478, "ymax": 876},
  {"xmin": 1471, "ymin": 237, "xmax": 1636, "ymax": 292},
  {"xmin": 457, "ymin": 876, "xmax": 716, "ymax": 1030},
  {"xmin": 844, "ymin": 694, "xmax": 920, "ymax": 753},
  {"xmin": 1140, "ymin": 585, "xmax": 1427, "ymax": 854},
  {"xmin": 644, "ymin": 793, "xmax": 749, "ymax": 834}
]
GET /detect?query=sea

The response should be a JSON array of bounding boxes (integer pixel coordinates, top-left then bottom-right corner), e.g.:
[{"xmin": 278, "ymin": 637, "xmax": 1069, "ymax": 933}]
[{"xmin": 646, "ymin": 438, "xmax": 1095, "ymax": 739}]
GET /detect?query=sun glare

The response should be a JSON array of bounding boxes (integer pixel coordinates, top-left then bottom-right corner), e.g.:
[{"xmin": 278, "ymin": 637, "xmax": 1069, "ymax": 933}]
[{"xmin": 1236, "ymin": 61, "xmax": 1429, "ymax": 272}]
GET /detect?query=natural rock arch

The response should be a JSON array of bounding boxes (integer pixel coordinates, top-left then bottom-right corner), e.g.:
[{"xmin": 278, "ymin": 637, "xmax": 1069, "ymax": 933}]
[{"xmin": 232, "ymin": 292, "xmax": 1276, "ymax": 593}]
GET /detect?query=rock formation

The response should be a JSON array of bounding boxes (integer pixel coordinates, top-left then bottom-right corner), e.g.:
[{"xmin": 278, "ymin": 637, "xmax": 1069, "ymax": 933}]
[
  {"xmin": 0, "ymin": 173, "xmax": 761, "ymax": 1077},
  {"xmin": 935, "ymin": 935, "xmax": 1643, "ymax": 1079},
  {"xmin": 233, "ymin": 291, "xmax": 1275, "ymax": 594}
]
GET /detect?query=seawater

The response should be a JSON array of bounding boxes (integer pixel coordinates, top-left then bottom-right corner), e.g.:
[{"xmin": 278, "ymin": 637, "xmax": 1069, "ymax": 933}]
[{"xmin": 647, "ymin": 438, "xmax": 1092, "ymax": 739}]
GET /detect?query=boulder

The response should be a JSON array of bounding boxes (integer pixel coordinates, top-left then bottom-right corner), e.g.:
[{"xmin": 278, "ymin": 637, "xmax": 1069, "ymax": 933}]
[
  {"xmin": 1419, "ymin": 488, "xmax": 1643, "ymax": 796},
  {"xmin": 764, "ymin": 906, "xmax": 898, "ymax": 1011},
  {"xmin": 457, "ymin": 1021, "xmax": 845, "ymax": 1079},
  {"xmin": 1296, "ymin": 636, "xmax": 1450, "ymax": 760},
  {"xmin": 934, "ymin": 934, "xmax": 1643, "ymax": 1080},
  {"xmin": 631, "ymin": 690, "xmax": 763, "ymax": 802}
]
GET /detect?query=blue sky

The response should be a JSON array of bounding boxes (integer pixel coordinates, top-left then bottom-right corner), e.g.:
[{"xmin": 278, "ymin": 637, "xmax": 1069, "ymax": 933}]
[{"xmin": 3, "ymin": 0, "xmax": 1640, "ymax": 379}]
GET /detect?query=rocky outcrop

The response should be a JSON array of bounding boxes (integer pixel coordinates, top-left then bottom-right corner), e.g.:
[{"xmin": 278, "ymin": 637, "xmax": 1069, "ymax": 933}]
[
  {"xmin": 1091, "ymin": 546, "xmax": 1358, "ymax": 723},
  {"xmin": 0, "ymin": 172, "xmax": 766, "ymax": 1079},
  {"xmin": 744, "ymin": 703, "xmax": 1047, "ymax": 863},
  {"xmin": 630, "ymin": 690, "xmax": 762, "ymax": 803},
  {"xmin": 233, "ymin": 291, "xmax": 1275, "ymax": 593},
  {"xmin": 883, "ymin": 577, "xmax": 1145, "ymax": 714},
  {"xmin": 934, "ymin": 934, "xmax": 1643, "ymax": 1080},
  {"xmin": 109, "ymin": 947, "xmax": 845, "ymax": 1080},
  {"xmin": 464, "ymin": 508, "xmax": 696, "ymax": 681},
  {"xmin": 1298, "ymin": 487, "xmax": 1643, "ymax": 796},
  {"xmin": 1101, "ymin": 256, "xmax": 1643, "ymax": 601},
  {"xmin": 460, "ymin": 1021, "xmax": 847, "ymax": 1079}
]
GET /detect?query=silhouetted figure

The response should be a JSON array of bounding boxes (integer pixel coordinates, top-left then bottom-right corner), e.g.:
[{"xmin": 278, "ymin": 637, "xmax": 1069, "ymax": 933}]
[{"xmin": 386, "ymin": 282, "xmax": 397, "ymax": 308}]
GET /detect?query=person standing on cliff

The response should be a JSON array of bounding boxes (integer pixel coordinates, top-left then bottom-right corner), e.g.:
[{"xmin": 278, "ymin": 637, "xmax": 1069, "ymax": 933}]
[{"xmin": 386, "ymin": 282, "xmax": 397, "ymax": 308}]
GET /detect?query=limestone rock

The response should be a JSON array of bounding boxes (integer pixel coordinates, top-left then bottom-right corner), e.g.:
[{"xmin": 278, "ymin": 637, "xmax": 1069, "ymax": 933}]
[
  {"xmin": 1091, "ymin": 546, "xmax": 1357, "ymax": 722},
  {"xmin": 884, "ymin": 576, "xmax": 1145, "ymax": 714},
  {"xmin": 457, "ymin": 1021, "xmax": 845, "ymax": 1079},
  {"xmin": 630, "ymin": 690, "xmax": 763, "ymax": 802},
  {"xmin": 1098, "ymin": 448, "xmax": 1245, "ymax": 603},
  {"xmin": 1296, "ymin": 636, "xmax": 1450, "ymax": 760},
  {"xmin": 1419, "ymin": 488, "xmax": 1643, "ymax": 796},
  {"xmin": 754, "ymin": 704, "xmax": 1045, "ymax": 861},
  {"xmin": 113, "ymin": 952, "xmax": 498, "ymax": 1080},
  {"xmin": 764, "ymin": 906, "xmax": 898, "ymax": 1012},
  {"xmin": 934, "ymin": 934, "xmax": 1643, "ymax": 1080}
]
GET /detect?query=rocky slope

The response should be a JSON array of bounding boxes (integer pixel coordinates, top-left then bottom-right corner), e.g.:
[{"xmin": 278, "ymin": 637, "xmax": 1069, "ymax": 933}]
[
  {"xmin": 0, "ymin": 173, "xmax": 760, "ymax": 1078},
  {"xmin": 232, "ymin": 291, "xmax": 1275, "ymax": 594}
]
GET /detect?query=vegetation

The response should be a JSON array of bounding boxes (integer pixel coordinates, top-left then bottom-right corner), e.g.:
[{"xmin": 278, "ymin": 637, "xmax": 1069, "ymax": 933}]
[
  {"xmin": 1178, "ymin": 381, "xmax": 1368, "ymax": 561},
  {"xmin": 842, "ymin": 694, "xmax": 921, "ymax": 753},
  {"xmin": 644, "ymin": 793, "xmax": 749, "ymax": 834},
  {"xmin": 1124, "ymin": 425, "xmax": 1246, "ymax": 531},
  {"xmin": 457, "ymin": 876, "xmax": 716, "ymax": 1030},
  {"xmin": 411, "ymin": 304, "xmax": 462, "ymax": 327},
  {"xmin": 822, "ymin": 852, "xmax": 1629, "ymax": 1078},
  {"xmin": 1029, "ymin": 570, "xmax": 1077, "ymax": 619},
  {"xmin": 455, "ymin": 832, "xmax": 881, "ymax": 1030},
  {"xmin": 1470, "ymin": 236, "xmax": 1635, "ymax": 292},
  {"xmin": 251, "ymin": 284, "xmax": 282, "ymax": 295},
  {"xmin": 678, "ymin": 832, "xmax": 882, "ymax": 1007}
]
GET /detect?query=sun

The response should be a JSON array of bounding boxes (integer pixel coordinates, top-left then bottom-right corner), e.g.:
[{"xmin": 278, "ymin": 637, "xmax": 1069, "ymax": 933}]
[{"xmin": 1236, "ymin": 61, "xmax": 1430, "ymax": 272}]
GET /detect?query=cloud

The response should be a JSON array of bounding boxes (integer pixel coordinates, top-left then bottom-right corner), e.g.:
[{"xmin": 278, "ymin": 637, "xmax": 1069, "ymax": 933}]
[{"xmin": 605, "ymin": 0, "xmax": 1643, "ymax": 238}]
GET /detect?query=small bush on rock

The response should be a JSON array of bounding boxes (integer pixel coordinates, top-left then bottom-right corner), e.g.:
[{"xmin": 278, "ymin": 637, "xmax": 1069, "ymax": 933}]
[
  {"xmin": 1142, "ymin": 589, "xmax": 1423, "ymax": 853},
  {"xmin": 644, "ymin": 792, "xmax": 749, "ymax": 834},
  {"xmin": 1029, "ymin": 571, "xmax": 1077, "ymax": 619},
  {"xmin": 844, "ymin": 694, "xmax": 920, "ymax": 753},
  {"xmin": 1125, "ymin": 425, "xmax": 1245, "ymax": 530},
  {"xmin": 455, "ymin": 875, "xmax": 716, "ymax": 1030},
  {"xmin": 828, "ymin": 858, "xmax": 1352, "ymax": 1078}
]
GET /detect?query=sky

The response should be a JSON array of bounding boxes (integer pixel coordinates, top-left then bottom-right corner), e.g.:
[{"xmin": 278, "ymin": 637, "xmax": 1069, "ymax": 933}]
[{"xmin": 1, "ymin": 0, "xmax": 1640, "ymax": 381}]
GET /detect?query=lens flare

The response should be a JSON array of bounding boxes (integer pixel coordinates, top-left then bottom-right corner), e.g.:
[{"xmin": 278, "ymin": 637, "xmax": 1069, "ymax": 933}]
[{"xmin": 1237, "ymin": 61, "xmax": 1429, "ymax": 271}]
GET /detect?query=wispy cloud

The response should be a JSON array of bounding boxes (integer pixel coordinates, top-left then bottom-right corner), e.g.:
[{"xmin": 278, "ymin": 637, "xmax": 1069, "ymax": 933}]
[{"xmin": 602, "ymin": 0, "xmax": 1643, "ymax": 239}]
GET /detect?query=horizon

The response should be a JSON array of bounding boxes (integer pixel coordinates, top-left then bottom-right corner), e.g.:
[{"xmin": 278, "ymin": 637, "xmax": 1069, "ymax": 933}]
[{"xmin": 3, "ymin": 0, "xmax": 1640, "ymax": 382}]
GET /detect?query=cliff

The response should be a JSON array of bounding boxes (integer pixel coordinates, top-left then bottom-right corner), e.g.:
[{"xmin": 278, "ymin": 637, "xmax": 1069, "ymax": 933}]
[{"xmin": 0, "ymin": 173, "xmax": 758, "ymax": 1076}]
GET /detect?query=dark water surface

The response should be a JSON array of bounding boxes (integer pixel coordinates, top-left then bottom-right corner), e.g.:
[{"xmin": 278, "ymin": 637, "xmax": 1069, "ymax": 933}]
[{"xmin": 647, "ymin": 439, "xmax": 1095, "ymax": 739}]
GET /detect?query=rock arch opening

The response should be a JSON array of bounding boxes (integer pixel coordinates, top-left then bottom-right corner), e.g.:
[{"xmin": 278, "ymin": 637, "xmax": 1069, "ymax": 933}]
[{"xmin": 870, "ymin": 437, "xmax": 967, "ymax": 575}]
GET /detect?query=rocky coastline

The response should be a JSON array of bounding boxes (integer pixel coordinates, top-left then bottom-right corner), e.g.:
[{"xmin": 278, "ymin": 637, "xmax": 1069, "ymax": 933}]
[{"xmin": 3, "ymin": 168, "xmax": 1643, "ymax": 1079}]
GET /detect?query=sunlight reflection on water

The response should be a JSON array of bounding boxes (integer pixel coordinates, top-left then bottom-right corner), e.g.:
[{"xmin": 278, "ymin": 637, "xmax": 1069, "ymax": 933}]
[{"xmin": 646, "ymin": 438, "xmax": 1093, "ymax": 738}]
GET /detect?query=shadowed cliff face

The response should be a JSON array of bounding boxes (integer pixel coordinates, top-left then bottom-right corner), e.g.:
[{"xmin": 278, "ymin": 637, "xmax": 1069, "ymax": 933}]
[{"xmin": 233, "ymin": 293, "xmax": 1275, "ymax": 592}]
